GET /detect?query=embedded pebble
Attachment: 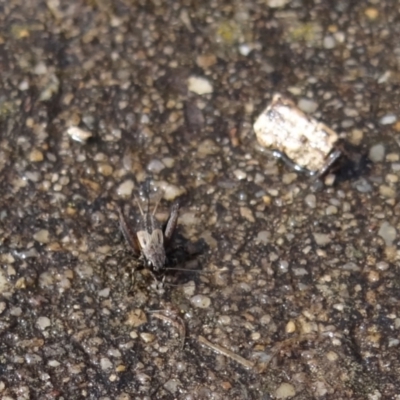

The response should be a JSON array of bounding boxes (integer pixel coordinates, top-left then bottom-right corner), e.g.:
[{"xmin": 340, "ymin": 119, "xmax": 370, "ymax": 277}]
[
  {"xmin": 379, "ymin": 114, "xmax": 397, "ymax": 125},
  {"xmin": 342, "ymin": 262, "xmax": 361, "ymax": 272},
  {"xmin": 256, "ymin": 231, "xmax": 270, "ymax": 244},
  {"xmin": 325, "ymin": 205, "xmax": 337, "ymax": 215},
  {"xmin": 376, "ymin": 261, "xmax": 389, "ymax": 271},
  {"xmin": 29, "ymin": 149, "xmax": 44, "ymax": 162},
  {"xmin": 25, "ymin": 171, "xmax": 41, "ymax": 182},
  {"xmin": 36, "ymin": 316, "xmax": 51, "ymax": 330},
  {"xmin": 164, "ymin": 379, "xmax": 180, "ymax": 395},
  {"xmin": 282, "ymin": 172, "xmax": 297, "ymax": 185},
  {"xmin": 117, "ymin": 180, "xmax": 134, "ymax": 197},
  {"xmin": 313, "ymin": 233, "xmax": 331, "ymax": 246},
  {"xmin": 369, "ymin": 144, "xmax": 385, "ymax": 162},
  {"xmin": 323, "ymin": 35, "xmax": 336, "ymax": 49},
  {"xmin": 240, "ymin": 207, "xmax": 255, "ymax": 223},
  {"xmin": 285, "ymin": 320, "xmax": 296, "ymax": 333},
  {"xmin": 187, "ymin": 76, "xmax": 213, "ymax": 95},
  {"xmin": 33, "ymin": 229, "xmax": 50, "ymax": 244},
  {"xmin": 196, "ymin": 54, "xmax": 217, "ymax": 69},
  {"xmin": 10, "ymin": 307, "xmax": 22, "ymax": 316},
  {"xmin": 238, "ymin": 43, "xmax": 252, "ymax": 56},
  {"xmin": 190, "ymin": 295, "xmax": 211, "ymax": 308},
  {"xmin": 386, "ymin": 153, "xmax": 399, "ymax": 162},
  {"xmin": 0, "ymin": 302, "xmax": 6, "ymax": 314},
  {"xmin": 198, "ymin": 139, "xmax": 220, "ymax": 156},
  {"xmin": 386, "ymin": 174, "xmax": 398, "ymax": 184},
  {"xmin": 379, "ymin": 185, "xmax": 396, "ymax": 199},
  {"xmin": 378, "ymin": 221, "xmax": 397, "ymax": 246},
  {"xmin": 147, "ymin": 159, "xmax": 165, "ymax": 174},
  {"xmin": 162, "ymin": 157, "xmax": 175, "ymax": 168},
  {"xmin": 98, "ymin": 288, "xmax": 110, "ymax": 298},
  {"xmin": 100, "ymin": 357, "xmax": 113, "ymax": 370},
  {"xmin": 67, "ymin": 126, "xmax": 92, "ymax": 143},
  {"xmin": 233, "ymin": 169, "xmax": 247, "ymax": 180},
  {"xmin": 352, "ymin": 178, "xmax": 372, "ymax": 193},
  {"xmin": 305, "ymin": 194, "xmax": 316, "ymax": 208},
  {"xmin": 298, "ymin": 98, "xmax": 318, "ymax": 113},
  {"xmin": 140, "ymin": 332, "xmax": 155, "ymax": 343},
  {"xmin": 98, "ymin": 164, "xmax": 113, "ymax": 176},
  {"xmin": 266, "ymin": 0, "xmax": 291, "ymax": 8},
  {"xmin": 157, "ymin": 181, "xmax": 186, "ymax": 200},
  {"xmin": 275, "ymin": 382, "xmax": 296, "ymax": 399},
  {"xmin": 278, "ymin": 260, "xmax": 289, "ymax": 272},
  {"xmin": 368, "ymin": 270, "xmax": 380, "ymax": 283}
]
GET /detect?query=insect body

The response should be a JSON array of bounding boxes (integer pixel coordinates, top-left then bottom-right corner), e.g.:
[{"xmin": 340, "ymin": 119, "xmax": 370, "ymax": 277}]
[{"xmin": 117, "ymin": 193, "xmax": 179, "ymax": 273}]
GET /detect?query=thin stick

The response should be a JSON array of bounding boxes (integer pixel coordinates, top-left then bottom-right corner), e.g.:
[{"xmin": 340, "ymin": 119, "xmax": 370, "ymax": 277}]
[
  {"xmin": 152, "ymin": 312, "xmax": 186, "ymax": 349},
  {"xmin": 198, "ymin": 335, "xmax": 255, "ymax": 370}
]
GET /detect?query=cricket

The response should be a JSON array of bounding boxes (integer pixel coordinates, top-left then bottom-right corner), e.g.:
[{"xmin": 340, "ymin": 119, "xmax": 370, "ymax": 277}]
[{"xmin": 117, "ymin": 191, "xmax": 180, "ymax": 274}]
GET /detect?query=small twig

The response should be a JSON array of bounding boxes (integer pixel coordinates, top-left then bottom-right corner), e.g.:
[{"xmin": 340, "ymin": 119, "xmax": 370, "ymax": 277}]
[
  {"xmin": 151, "ymin": 309, "xmax": 186, "ymax": 349},
  {"xmin": 198, "ymin": 335, "xmax": 255, "ymax": 370}
]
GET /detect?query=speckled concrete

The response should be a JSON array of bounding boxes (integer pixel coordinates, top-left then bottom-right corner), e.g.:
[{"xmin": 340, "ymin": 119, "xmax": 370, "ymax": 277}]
[{"xmin": 0, "ymin": 1, "xmax": 400, "ymax": 399}]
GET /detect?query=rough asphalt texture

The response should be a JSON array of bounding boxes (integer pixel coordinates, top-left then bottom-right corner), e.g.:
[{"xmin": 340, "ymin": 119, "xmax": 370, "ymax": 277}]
[{"xmin": 0, "ymin": 1, "xmax": 400, "ymax": 399}]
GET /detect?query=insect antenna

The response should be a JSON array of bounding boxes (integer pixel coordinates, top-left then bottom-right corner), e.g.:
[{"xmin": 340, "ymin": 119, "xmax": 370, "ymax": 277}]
[
  {"xmin": 166, "ymin": 267, "xmax": 209, "ymax": 275},
  {"xmin": 133, "ymin": 194, "xmax": 145, "ymax": 216},
  {"xmin": 152, "ymin": 190, "xmax": 164, "ymax": 216}
]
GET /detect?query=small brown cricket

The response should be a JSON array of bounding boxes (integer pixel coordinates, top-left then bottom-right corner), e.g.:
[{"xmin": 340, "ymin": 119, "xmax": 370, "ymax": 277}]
[{"xmin": 117, "ymin": 192, "xmax": 179, "ymax": 273}]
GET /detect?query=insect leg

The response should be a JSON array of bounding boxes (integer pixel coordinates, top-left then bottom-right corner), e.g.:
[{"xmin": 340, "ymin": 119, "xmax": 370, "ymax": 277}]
[
  {"xmin": 164, "ymin": 202, "xmax": 179, "ymax": 242},
  {"xmin": 117, "ymin": 205, "xmax": 141, "ymax": 256},
  {"xmin": 310, "ymin": 149, "xmax": 342, "ymax": 181},
  {"xmin": 271, "ymin": 149, "xmax": 314, "ymax": 177}
]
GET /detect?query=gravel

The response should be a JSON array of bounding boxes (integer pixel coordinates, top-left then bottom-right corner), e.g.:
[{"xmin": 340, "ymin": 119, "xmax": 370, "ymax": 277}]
[{"xmin": 1, "ymin": 1, "xmax": 399, "ymax": 398}]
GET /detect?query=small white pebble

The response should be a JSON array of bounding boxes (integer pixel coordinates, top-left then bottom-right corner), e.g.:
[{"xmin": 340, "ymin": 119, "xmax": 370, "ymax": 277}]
[
  {"xmin": 190, "ymin": 295, "xmax": 211, "ymax": 308},
  {"xmin": 342, "ymin": 262, "xmax": 361, "ymax": 272},
  {"xmin": 326, "ymin": 351, "xmax": 338, "ymax": 361},
  {"xmin": 29, "ymin": 149, "xmax": 44, "ymax": 162},
  {"xmin": 100, "ymin": 357, "xmax": 113, "ymax": 370},
  {"xmin": 157, "ymin": 181, "xmax": 186, "ymax": 201},
  {"xmin": 33, "ymin": 229, "xmax": 50, "ymax": 244},
  {"xmin": 323, "ymin": 35, "xmax": 336, "ymax": 49},
  {"xmin": 275, "ymin": 382, "xmax": 296, "ymax": 399},
  {"xmin": 233, "ymin": 169, "xmax": 247, "ymax": 180},
  {"xmin": 34, "ymin": 62, "xmax": 47, "ymax": 74},
  {"xmin": 67, "ymin": 126, "xmax": 92, "ymax": 143},
  {"xmin": 282, "ymin": 172, "xmax": 297, "ymax": 184},
  {"xmin": 162, "ymin": 157, "xmax": 175, "ymax": 168},
  {"xmin": 313, "ymin": 233, "xmax": 331, "ymax": 246},
  {"xmin": 379, "ymin": 114, "xmax": 397, "ymax": 125},
  {"xmin": 117, "ymin": 180, "xmax": 134, "ymax": 197},
  {"xmin": 378, "ymin": 221, "xmax": 397, "ymax": 246},
  {"xmin": 298, "ymin": 98, "xmax": 318, "ymax": 113},
  {"xmin": 36, "ymin": 316, "xmax": 51, "ymax": 330},
  {"xmin": 376, "ymin": 261, "xmax": 389, "ymax": 271},
  {"xmin": 379, "ymin": 185, "xmax": 396, "ymax": 199},
  {"xmin": 305, "ymin": 194, "xmax": 316, "ymax": 208},
  {"xmin": 285, "ymin": 320, "xmax": 296, "ymax": 333},
  {"xmin": 369, "ymin": 143, "xmax": 385, "ymax": 162},
  {"xmin": 238, "ymin": 43, "xmax": 252, "ymax": 56},
  {"xmin": 147, "ymin": 159, "xmax": 165, "ymax": 174},
  {"xmin": 98, "ymin": 288, "xmax": 110, "ymax": 298},
  {"xmin": 256, "ymin": 231, "xmax": 270, "ymax": 244},
  {"xmin": 187, "ymin": 76, "xmax": 213, "ymax": 95},
  {"xmin": 325, "ymin": 205, "xmax": 337, "ymax": 215},
  {"xmin": 140, "ymin": 332, "xmax": 155, "ymax": 343}
]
